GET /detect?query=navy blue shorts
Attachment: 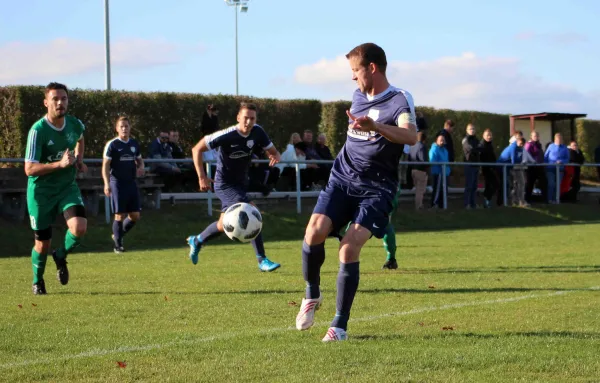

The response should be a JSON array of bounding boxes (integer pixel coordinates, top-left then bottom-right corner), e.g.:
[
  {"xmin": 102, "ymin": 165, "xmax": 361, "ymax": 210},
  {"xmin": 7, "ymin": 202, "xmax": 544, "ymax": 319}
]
[
  {"xmin": 313, "ymin": 181, "xmax": 393, "ymax": 239},
  {"xmin": 110, "ymin": 181, "xmax": 141, "ymax": 214},
  {"xmin": 214, "ymin": 184, "xmax": 251, "ymax": 212}
]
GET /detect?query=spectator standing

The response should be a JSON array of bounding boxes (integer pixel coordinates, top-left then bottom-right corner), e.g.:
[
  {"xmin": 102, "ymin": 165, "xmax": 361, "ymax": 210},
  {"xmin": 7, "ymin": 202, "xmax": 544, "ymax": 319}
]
[
  {"xmin": 544, "ymin": 133, "xmax": 569, "ymax": 204},
  {"xmin": 408, "ymin": 131, "xmax": 429, "ymax": 210},
  {"xmin": 462, "ymin": 123, "xmax": 480, "ymax": 209},
  {"xmin": 479, "ymin": 129, "xmax": 498, "ymax": 208}
]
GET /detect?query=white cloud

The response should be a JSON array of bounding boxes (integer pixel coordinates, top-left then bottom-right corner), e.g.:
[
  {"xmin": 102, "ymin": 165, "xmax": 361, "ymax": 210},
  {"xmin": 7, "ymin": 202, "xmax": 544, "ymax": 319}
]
[
  {"xmin": 293, "ymin": 52, "xmax": 600, "ymax": 118},
  {"xmin": 0, "ymin": 38, "xmax": 198, "ymax": 84}
]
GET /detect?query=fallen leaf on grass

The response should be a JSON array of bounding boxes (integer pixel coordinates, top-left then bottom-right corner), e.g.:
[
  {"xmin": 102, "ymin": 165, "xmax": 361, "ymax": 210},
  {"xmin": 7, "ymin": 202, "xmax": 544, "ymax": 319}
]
[
  {"xmin": 164, "ymin": 296, "xmax": 169, "ymax": 301},
  {"xmin": 442, "ymin": 326, "xmax": 454, "ymax": 331},
  {"xmin": 116, "ymin": 361, "xmax": 127, "ymax": 368},
  {"xmin": 17, "ymin": 304, "xmax": 22, "ymax": 309},
  {"xmin": 287, "ymin": 301, "xmax": 297, "ymax": 306},
  {"xmin": 31, "ymin": 303, "xmax": 37, "ymax": 307},
  {"xmin": 418, "ymin": 322, "xmax": 425, "ymax": 327},
  {"xmin": 428, "ymin": 285, "xmax": 436, "ymax": 289}
]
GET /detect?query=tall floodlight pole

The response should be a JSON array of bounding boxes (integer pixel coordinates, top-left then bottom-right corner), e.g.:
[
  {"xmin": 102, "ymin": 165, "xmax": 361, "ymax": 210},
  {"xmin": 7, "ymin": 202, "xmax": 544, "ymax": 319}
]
[
  {"xmin": 104, "ymin": 0, "xmax": 112, "ymax": 90},
  {"xmin": 224, "ymin": 0, "xmax": 249, "ymax": 96}
]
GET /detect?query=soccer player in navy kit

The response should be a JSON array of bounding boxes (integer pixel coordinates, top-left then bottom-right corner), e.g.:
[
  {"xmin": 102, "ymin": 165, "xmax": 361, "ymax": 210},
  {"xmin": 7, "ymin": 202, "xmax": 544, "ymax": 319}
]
[
  {"xmin": 186, "ymin": 103, "xmax": 282, "ymax": 272},
  {"xmin": 102, "ymin": 116, "xmax": 145, "ymax": 253},
  {"xmin": 295, "ymin": 43, "xmax": 417, "ymax": 341}
]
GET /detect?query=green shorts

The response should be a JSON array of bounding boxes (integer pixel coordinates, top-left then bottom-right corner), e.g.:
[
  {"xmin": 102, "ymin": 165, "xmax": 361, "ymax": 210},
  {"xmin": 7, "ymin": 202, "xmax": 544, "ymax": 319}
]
[{"xmin": 27, "ymin": 183, "xmax": 84, "ymax": 231}]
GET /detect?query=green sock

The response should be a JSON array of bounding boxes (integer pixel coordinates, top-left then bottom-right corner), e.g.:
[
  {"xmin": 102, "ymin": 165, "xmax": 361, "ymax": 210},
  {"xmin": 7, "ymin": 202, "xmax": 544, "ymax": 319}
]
[
  {"xmin": 56, "ymin": 230, "xmax": 81, "ymax": 259},
  {"xmin": 31, "ymin": 249, "xmax": 47, "ymax": 284},
  {"xmin": 382, "ymin": 223, "xmax": 396, "ymax": 261}
]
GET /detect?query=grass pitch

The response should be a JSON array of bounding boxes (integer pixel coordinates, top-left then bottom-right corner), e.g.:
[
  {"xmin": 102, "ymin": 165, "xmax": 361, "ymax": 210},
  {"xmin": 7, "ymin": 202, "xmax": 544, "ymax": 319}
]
[{"xmin": 0, "ymin": 202, "xmax": 599, "ymax": 382}]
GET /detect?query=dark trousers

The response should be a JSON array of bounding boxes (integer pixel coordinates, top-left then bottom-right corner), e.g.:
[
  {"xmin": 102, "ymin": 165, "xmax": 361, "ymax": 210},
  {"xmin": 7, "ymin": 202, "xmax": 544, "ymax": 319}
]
[
  {"xmin": 525, "ymin": 166, "xmax": 547, "ymax": 202},
  {"xmin": 482, "ymin": 167, "xmax": 499, "ymax": 202},
  {"xmin": 431, "ymin": 174, "xmax": 448, "ymax": 208},
  {"xmin": 463, "ymin": 165, "xmax": 479, "ymax": 207},
  {"xmin": 496, "ymin": 167, "xmax": 509, "ymax": 206}
]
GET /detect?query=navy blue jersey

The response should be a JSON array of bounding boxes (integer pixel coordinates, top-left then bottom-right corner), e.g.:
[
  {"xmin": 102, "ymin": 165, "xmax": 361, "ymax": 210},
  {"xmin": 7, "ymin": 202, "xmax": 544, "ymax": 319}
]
[
  {"xmin": 330, "ymin": 86, "xmax": 416, "ymax": 195},
  {"xmin": 103, "ymin": 137, "xmax": 142, "ymax": 182},
  {"xmin": 205, "ymin": 125, "xmax": 273, "ymax": 186}
]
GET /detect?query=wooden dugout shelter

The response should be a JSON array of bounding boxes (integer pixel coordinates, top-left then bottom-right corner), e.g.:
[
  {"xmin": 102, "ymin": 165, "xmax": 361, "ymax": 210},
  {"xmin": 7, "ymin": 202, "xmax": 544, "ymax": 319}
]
[{"xmin": 509, "ymin": 112, "xmax": 587, "ymax": 144}]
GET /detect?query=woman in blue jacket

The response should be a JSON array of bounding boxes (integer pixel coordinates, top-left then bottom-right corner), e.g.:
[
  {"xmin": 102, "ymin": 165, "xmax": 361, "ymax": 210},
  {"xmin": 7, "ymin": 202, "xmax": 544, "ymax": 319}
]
[{"xmin": 429, "ymin": 133, "xmax": 451, "ymax": 208}]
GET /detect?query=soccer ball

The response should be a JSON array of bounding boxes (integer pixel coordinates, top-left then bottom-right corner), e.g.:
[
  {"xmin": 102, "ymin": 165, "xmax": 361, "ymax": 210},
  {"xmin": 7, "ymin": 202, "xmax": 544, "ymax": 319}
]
[{"xmin": 222, "ymin": 203, "xmax": 263, "ymax": 243}]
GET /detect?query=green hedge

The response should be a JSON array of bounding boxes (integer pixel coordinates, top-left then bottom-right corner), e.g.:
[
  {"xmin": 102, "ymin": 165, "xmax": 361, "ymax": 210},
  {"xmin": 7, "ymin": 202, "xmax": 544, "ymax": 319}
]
[
  {"xmin": 0, "ymin": 86, "xmax": 322, "ymax": 159},
  {"xmin": 3, "ymin": 86, "xmax": 600, "ymax": 180}
]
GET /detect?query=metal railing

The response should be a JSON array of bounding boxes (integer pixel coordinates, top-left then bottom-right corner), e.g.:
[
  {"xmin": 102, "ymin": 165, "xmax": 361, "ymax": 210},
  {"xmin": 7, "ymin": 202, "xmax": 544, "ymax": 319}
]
[{"xmin": 2, "ymin": 158, "xmax": 598, "ymax": 223}]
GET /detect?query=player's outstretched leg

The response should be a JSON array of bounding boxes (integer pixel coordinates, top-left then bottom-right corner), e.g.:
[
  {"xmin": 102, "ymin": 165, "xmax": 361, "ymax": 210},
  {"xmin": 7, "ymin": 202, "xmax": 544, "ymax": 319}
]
[
  {"xmin": 381, "ymin": 223, "xmax": 398, "ymax": 270},
  {"xmin": 187, "ymin": 221, "xmax": 222, "ymax": 265},
  {"xmin": 296, "ymin": 214, "xmax": 330, "ymax": 331},
  {"xmin": 322, "ymin": 224, "xmax": 370, "ymax": 342},
  {"xmin": 253, "ymin": 233, "xmax": 280, "ymax": 272}
]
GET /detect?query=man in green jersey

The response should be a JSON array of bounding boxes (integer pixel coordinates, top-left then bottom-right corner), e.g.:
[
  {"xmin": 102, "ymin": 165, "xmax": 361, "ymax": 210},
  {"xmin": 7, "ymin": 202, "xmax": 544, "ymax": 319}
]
[{"xmin": 24, "ymin": 82, "xmax": 88, "ymax": 295}]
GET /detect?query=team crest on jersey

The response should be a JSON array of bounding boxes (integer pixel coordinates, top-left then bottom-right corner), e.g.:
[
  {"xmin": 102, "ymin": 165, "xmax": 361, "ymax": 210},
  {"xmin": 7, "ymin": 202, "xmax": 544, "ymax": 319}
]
[
  {"xmin": 66, "ymin": 134, "xmax": 75, "ymax": 144},
  {"xmin": 367, "ymin": 109, "xmax": 380, "ymax": 121},
  {"xmin": 246, "ymin": 140, "xmax": 254, "ymax": 149},
  {"xmin": 131, "ymin": 146, "xmax": 136, "ymax": 153}
]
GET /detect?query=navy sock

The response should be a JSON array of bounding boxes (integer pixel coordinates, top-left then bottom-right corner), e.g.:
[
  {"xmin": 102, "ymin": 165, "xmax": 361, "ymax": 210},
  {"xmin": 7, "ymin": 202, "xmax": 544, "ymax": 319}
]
[
  {"xmin": 197, "ymin": 221, "xmax": 221, "ymax": 244},
  {"xmin": 302, "ymin": 241, "xmax": 326, "ymax": 299},
  {"xmin": 252, "ymin": 233, "xmax": 266, "ymax": 261},
  {"xmin": 112, "ymin": 220, "xmax": 124, "ymax": 246},
  {"xmin": 123, "ymin": 218, "xmax": 136, "ymax": 235},
  {"xmin": 331, "ymin": 262, "xmax": 360, "ymax": 331}
]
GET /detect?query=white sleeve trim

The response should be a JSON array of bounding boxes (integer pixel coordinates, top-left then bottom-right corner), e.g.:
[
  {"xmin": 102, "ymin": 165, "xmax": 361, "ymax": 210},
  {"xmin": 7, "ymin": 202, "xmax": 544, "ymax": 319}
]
[
  {"xmin": 103, "ymin": 139, "xmax": 115, "ymax": 159},
  {"xmin": 263, "ymin": 142, "xmax": 274, "ymax": 150},
  {"xmin": 25, "ymin": 160, "xmax": 39, "ymax": 163}
]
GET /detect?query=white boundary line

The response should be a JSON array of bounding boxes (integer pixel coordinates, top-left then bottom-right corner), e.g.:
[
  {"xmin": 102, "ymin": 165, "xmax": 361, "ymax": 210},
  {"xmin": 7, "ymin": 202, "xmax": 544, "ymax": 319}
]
[{"xmin": 1, "ymin": 287, "xmax": 597, "ymax": 370}]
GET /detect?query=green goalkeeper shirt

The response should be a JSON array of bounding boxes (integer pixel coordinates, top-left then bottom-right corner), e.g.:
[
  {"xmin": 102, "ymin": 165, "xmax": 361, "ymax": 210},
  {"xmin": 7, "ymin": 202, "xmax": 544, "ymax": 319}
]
[{"xmin": 24, "ymin": 115, "xmax": 85, "ymax": 193}]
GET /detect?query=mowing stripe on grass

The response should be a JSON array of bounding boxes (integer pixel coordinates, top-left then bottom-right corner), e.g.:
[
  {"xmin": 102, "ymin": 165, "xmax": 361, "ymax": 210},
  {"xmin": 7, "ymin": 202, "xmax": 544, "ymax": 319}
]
[{"xmin": 1, "ymin": 287, "xmax": 597, "ymax": 369}]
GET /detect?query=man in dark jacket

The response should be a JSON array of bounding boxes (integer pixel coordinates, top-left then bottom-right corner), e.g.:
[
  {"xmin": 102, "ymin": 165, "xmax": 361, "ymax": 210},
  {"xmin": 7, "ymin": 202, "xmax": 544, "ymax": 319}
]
[
  {"xmin": 594, "ymin": 144, "xmax": 600, "ymax": 181},
  {"xmin": 200, "ymin": 104, "xmax": 219, "ymax": 137},
  {"xmin": 562, "ymin": 140, "xmax": 585, "ymax": 202},
  {"xmin": 462, "ymin": 123, "xmax": 480, "ymax": 208},
  {"xmin": 408, "ymin": 131, "xmax": 429, "ymax": 210},
  {"xmin": 479, "ymin": 129, "xmax": 498, "ymax": 208},
  {"xmin": 315, "ymin": 133, "xmax": 333, "ymax": 161},
  {"xmin": 438, "ymin": 119, "xmax": 455, "ymax": 163}
]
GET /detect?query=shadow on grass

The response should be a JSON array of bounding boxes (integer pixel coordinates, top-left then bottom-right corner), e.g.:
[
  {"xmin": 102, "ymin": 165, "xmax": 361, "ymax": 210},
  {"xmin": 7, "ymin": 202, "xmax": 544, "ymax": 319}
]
[
  {"xmin": 355, "ymin": 331, "xmax": 599, "ymax": 341},
  {"xmin": 52, "ymin": 286, "xmax": 597, "ymax": 296},
  {"xmin": 2, "ymin": 201, "xmax": 599, "ymax": 258},
  {"xmin": 359, "ymin": 287, "xmax": 598, "ymax": 294},
  {"xmin": 383, "ymin": 265, "xmax": 600, "ymax": 274}
]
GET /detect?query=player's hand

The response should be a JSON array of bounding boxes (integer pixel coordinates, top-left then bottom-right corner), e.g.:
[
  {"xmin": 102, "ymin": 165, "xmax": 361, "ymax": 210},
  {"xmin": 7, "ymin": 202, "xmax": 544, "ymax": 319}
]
[
  {"xmin": 136, "ymin": 167, "xmax": 145, "ymax": 177},
  {"xmin": 76, "ymin": 161, "xmax": 88, "ymax": 173},
  {"xmin": 104, "ymin": 185, "xmax": 111, "ymax": 197},
  {"xmin": 268, "ymin": 152, "xmax": 281, "ymax": 167},
  {"xmin": 347, "ymin": 110, "xmax": 378, "ymax": 133},
  {"xmin": 199, "ymin": 175, "xmax": 213, "ymax": 192},
  {"xmin": 59, "ymin": 149, "xmax": 76, "ymax": 168}
]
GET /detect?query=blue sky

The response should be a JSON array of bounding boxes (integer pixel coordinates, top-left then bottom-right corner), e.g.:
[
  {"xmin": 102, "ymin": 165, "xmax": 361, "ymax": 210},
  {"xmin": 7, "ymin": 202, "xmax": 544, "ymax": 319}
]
[{"xmin": 1, "ymin": 0, "xmax": 599, "ymax": 117}]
